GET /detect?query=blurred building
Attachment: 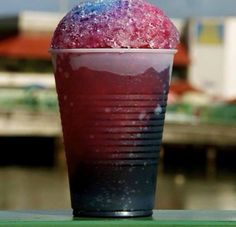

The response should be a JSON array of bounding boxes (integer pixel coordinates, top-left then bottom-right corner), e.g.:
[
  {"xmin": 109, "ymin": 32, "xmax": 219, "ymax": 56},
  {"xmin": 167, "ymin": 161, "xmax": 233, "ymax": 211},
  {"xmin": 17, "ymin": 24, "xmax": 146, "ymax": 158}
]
[
  {"xmin": 0, "ymin": 12, "xmax": 62, "ymax": 166},
  {"xmin": 189, "ymin": 18, "xmax": 236, "ymax": 99}
]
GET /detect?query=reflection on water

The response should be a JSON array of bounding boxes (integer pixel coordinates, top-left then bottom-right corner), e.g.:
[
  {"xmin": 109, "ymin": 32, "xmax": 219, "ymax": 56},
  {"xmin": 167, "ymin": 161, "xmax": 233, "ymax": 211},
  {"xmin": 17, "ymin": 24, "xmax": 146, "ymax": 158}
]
[
  {"xmin": 0, "ymin": 160, "xmax": 236, "ymax": 210},
  {"xmin": 156, "ymin": 172, "xmax": 236, "ymax": 210},
  {"xmin": 0, "ymin": 167, "xmax": 70, "ymax": 210}
]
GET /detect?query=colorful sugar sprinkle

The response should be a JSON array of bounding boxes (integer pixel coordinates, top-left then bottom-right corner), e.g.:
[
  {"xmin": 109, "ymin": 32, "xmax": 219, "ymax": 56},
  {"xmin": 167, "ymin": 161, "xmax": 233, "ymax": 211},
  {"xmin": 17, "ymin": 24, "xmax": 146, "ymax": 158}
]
[{"xmin": 51, "ymin": 0, "xmax": 179, "ymax": 49}]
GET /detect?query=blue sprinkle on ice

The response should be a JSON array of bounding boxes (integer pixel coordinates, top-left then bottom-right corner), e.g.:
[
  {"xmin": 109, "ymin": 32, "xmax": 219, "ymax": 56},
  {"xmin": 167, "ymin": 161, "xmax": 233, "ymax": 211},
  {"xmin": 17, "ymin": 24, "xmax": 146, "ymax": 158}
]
[{"xmin": 73, "ymin": 0, "xmax": 121, "ymax": 17}]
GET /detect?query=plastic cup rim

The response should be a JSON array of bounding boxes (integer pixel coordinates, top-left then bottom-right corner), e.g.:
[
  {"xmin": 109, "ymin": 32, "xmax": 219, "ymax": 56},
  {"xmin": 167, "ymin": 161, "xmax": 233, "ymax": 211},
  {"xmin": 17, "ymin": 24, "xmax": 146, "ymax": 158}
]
[{"xmin": 49, "ymin": 48, "xmax": 177, "ymax": 54}]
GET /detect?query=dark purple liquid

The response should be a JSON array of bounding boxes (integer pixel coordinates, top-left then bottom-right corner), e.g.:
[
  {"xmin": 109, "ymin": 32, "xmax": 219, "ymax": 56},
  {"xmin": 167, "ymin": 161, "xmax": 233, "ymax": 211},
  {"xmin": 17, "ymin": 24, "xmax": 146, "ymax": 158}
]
[{"xmin": 54, "ymin": 54, "xmax": 170, "ymax": 217}]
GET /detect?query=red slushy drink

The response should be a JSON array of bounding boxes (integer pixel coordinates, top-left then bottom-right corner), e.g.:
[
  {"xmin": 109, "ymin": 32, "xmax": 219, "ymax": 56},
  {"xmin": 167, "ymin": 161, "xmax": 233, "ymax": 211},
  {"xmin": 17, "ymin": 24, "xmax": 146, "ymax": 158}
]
[{"xmin": 51, "ymin": 0, "xmax": 179, "ymax": 217}]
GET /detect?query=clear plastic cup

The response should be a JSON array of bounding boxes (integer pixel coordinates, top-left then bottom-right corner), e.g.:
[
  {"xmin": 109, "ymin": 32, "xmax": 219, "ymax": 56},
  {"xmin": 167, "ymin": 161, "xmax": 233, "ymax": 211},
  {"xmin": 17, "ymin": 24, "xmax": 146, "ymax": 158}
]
[{"xmin": 50, "ymin": 49, "xmax": 176, "ymax": 217}]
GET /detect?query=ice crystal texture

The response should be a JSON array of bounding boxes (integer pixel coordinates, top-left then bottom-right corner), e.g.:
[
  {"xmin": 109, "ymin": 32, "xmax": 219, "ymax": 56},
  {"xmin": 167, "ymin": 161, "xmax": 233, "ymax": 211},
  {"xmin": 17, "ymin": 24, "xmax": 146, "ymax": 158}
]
[{"xmin": 51, "ymin": 0, "xmax": 179, "ymax": 49}]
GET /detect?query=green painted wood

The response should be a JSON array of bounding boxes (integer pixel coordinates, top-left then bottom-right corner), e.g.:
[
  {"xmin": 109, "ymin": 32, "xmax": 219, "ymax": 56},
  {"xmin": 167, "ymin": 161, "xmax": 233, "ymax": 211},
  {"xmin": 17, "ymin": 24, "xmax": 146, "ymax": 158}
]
[{"xmin": 0, "ymin": 210, "xmax": 235, "ymax": 226}]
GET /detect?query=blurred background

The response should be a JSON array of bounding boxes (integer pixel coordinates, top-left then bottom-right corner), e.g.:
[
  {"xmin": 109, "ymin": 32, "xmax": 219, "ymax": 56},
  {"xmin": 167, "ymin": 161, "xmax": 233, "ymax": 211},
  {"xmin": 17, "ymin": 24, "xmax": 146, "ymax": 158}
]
[{"xmin": 0, "ymin": 0, "xmax": 236, "ymax": 211}]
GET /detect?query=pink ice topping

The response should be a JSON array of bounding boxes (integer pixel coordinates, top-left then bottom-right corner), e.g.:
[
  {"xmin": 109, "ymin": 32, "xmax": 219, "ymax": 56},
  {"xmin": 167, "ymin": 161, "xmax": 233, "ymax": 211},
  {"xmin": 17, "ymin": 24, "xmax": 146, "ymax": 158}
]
[{"xmin": 51, "ymin": 0, "xmax": 179, "ymax": 49}]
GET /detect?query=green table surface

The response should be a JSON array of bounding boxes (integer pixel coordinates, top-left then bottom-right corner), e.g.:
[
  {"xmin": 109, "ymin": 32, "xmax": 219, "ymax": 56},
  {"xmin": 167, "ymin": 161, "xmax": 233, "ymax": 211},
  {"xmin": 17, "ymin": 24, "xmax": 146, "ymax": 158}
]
[{"xmin": 0, "ymin": 210, "xmax": 236, "ymax": 226}]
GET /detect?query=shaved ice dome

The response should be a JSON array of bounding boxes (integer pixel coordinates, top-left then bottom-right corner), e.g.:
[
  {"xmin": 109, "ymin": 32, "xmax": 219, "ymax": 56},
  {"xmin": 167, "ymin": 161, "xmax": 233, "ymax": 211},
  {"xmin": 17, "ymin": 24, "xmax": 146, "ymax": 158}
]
[{"xmin": 51, "ymin": 0, "xmax": 179, "ymax": 49}]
